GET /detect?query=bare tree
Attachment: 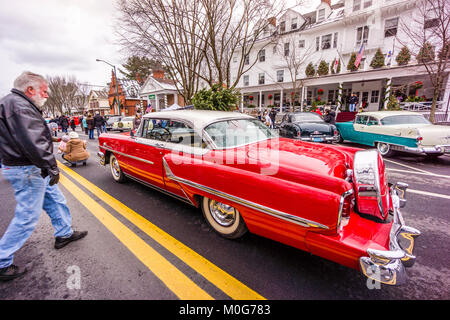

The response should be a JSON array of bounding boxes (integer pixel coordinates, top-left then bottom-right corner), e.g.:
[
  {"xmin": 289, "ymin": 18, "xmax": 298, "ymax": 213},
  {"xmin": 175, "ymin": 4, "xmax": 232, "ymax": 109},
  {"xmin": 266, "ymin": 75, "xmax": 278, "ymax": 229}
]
[
  {"xmin": 116, "ymin": 0, "xmax": 287, "ymax": 103},
  {"xmin": 44, "ymin": 75, "xmax": 87, "ymax": 116},
  {"xmin": 116, "ymin": 0, "xmax": 208, "ymax": 104},
  {"xmin": 274, "ymin": 34, "xmax": 315, "ymax": 111},
  {"xmin": 398, "ymin": 0, "xmax": 450, "ymax": 123}
]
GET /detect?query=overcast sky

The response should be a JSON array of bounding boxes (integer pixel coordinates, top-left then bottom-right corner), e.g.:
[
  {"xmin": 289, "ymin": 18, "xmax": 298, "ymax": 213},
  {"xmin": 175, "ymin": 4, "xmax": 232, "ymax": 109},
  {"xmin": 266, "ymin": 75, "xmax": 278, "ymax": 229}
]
[{"xmin": 0, "ymin": 0, "xmax": 324, "ymax": 97}]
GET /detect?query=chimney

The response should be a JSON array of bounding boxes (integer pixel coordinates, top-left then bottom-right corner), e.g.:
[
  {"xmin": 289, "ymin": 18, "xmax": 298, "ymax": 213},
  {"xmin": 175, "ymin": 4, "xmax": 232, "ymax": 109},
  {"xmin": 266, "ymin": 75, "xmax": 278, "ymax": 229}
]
[
  {"xmin": 268, "ymin": 17, "xmax": 276, "ymax": 27},
  {"xmin": 152, "ymin": 69, "xmax": 165, "ymax": 79},
  {"xmin": 321, "ymin": 0, "xmax": 331, "ymax": 6}
]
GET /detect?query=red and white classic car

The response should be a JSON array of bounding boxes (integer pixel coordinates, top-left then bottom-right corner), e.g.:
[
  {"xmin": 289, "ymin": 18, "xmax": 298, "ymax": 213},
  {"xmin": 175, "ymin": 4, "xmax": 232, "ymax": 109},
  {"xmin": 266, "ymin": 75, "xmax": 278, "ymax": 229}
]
[{"xmin": 97, "ymin": 110, "xmax": 420, "ymax": 285}]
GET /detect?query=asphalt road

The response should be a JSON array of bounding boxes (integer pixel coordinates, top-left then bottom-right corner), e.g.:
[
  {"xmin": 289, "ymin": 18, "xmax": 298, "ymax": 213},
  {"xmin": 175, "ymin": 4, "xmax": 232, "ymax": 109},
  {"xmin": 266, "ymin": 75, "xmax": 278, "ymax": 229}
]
[{"xmin": 1, "ymin": 127, "xmax": 449, "ymax": 300}]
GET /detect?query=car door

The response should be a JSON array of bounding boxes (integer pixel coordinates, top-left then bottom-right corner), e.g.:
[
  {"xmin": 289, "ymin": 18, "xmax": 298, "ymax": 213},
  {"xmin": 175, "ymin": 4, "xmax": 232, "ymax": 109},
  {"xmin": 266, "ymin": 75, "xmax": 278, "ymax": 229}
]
[
  {"xmin": 127, "ymin": 118, "xmax": 167, "ymax": 190},
  {"xmin": 352, "ymin": 114, "xmax": 370, "ymax": 145},
  {"xmin": 161, "ymin": 119, "xmax": 208, "ymax": 199}
]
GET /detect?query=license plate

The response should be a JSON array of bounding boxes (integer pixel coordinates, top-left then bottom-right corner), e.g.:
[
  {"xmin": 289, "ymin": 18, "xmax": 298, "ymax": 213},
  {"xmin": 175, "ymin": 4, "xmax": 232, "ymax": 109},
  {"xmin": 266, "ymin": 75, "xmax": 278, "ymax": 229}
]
[{"xmin": 313, "ymin": 137, "xmax": 323, "ymax": 142}]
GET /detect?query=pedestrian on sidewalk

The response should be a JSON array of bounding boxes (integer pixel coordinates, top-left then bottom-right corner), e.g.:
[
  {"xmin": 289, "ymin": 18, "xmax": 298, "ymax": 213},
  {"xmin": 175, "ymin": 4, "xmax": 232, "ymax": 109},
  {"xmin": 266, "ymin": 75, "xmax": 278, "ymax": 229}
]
[
  {"xmin": 82, "ymin": 116, "xmax": 88, "ymax": 135},
  {"xmin": 93, "ymin": 112, "xmax": 105, "ymax": 138},
  {"xmin": 0, "ymin": 71, "xmax": 88, "ymax": 282},
  {"xmin": 86, "ymin": 113, "xmax": 95, "ymax": 139},
  {"xmin": 70, "ymin": 117, "xmax": 76, "ymax": 131}
]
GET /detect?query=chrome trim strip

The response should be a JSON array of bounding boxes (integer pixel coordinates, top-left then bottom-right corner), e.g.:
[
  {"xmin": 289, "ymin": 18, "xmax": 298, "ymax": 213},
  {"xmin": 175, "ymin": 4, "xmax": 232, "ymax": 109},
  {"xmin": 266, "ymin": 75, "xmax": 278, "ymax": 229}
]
[
  {"xmin": 162, "ymin": 158, "xmax": 329, "ymax": 230},
  {"xmin": 337, "ymin": 189, "xmax": 354, "ymax": 229},
  {"xmin": 124, "ymin": 172, "xmax": 195, "ymax": 206},
  {"xmin": 102, "ymin": 144, "xmax": 154, "ymax": 165}
]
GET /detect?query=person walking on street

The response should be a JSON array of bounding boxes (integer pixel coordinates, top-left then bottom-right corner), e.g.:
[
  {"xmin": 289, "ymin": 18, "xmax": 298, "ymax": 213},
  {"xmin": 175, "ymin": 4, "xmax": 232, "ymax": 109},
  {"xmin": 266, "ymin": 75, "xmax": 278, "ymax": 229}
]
[
  {"xmin": 86, "ymin": 113, "xmax": 95, "ymax": 139},
  {"xmin": 82, "ymin": 116, "xmax": 88, "ymax": 135},
  {"xmin": 0, "ymin": 71, "xmax": 88, "ymax": 282},
  {"xmin": 70, "ymin": 117, "xmax": 76, "ymax": 131},
  {"xmin": 93, "ymin": 112, "xmax": 104, "ymax": 138},
  {"xmin": 133, "ymin": 113, "xmax": 142, "ymax": 130},
  {"xmin": 59, "ymin": 114, "xmax": 69, "ymax": 133}
]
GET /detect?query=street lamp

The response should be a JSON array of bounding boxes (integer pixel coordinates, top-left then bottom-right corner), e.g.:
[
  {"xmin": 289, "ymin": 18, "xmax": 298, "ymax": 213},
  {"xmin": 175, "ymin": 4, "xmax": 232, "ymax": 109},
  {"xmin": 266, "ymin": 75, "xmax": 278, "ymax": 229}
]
[{"xmin": 96, "ymin": 58, "xmax": 122, "ymax": 116}]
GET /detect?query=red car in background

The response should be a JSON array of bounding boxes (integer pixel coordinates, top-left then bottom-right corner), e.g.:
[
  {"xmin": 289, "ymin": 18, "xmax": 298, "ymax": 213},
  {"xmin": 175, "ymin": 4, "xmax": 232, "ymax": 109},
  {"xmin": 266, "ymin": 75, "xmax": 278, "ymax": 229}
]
[{"xmin": 97, "ymin": 110, "xmax": 420, "ymax": 286}]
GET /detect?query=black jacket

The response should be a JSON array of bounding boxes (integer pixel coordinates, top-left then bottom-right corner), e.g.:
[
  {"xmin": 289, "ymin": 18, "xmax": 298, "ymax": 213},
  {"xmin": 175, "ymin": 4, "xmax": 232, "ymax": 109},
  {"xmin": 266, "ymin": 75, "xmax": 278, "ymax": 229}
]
[
  {"xmin": 323, "ymin": 110, "xmax": 336, "ymax": 125},
  {"xmin": 0, "ymin": 89, "xmax": 57, "ymax": 170},
  {"xmin": 93, "ymin": 114, "xmax": 105, "ymax": 127}
]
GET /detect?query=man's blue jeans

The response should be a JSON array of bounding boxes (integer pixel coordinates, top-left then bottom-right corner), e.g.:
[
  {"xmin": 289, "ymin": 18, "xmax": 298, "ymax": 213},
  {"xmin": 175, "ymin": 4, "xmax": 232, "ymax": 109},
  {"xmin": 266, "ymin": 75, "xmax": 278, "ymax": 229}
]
[{"xmin": 0, "ymin": 165, "xmax": 73, "ymax": 268}]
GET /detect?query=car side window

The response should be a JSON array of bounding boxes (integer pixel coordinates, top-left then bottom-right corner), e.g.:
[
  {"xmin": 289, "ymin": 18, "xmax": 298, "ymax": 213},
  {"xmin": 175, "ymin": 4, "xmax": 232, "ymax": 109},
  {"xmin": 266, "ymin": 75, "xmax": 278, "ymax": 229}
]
[
  {"xmin": 165, "ymin": 120, "xmax": 206, "ymax": 148},
  {"xmin": 367, "ymin": 116, "xmax": 379, "ymax": 126},
  {"xmin": 355, "ymin": 115, "xmax": 369, "ymax": 125},
  {"xmin": 141, "ymin": 118, "xmax": 166, "ymax": 141}
]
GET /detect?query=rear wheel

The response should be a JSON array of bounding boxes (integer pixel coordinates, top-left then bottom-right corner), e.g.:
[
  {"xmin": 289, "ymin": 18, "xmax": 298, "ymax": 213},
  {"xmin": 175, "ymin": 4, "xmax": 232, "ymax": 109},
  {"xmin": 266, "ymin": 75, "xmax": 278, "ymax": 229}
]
[
  {"xmin": 426, "ymin": 153, "xmax": 444, "ymax": 159},
  {"xmin": 201, "ymin": 197, "xmax": 247, "ymax": 239},
  {"xmin": 376, "ymin": 142, "xmax": 394, "ymax": 157},
  {"xmin": 110, "ymin": 154, "xmax": 126, "ymax": 183}
]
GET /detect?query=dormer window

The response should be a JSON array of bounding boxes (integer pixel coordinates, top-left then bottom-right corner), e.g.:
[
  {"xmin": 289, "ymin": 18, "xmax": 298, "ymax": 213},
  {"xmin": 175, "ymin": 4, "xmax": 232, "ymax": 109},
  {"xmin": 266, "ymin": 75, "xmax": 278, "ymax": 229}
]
[
  {"xmin": 318, "ymin": 9, "xmax": 325, "ymax": 22},
  {"xmin": 291, "ymin": 17, "xmax": 298, "ymax": 30}
]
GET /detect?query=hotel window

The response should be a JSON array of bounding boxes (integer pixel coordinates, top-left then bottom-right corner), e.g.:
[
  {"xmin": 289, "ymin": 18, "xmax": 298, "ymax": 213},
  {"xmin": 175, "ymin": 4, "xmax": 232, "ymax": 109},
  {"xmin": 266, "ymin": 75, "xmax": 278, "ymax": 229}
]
[
  {"xmin": 385, "ymin": 18, "xmax": 399, "ymax": 37},
  {"xmin": 328, "ymin": 90, "xmax": 335, "ymax": 102},
  {"xmin": 333, "ymin": 32, "xmax": 338, "ymax": 48},
  {"xmin": 353, "ymin": 0, "xmax": 361, "ymax": 11},
  {"xmin": 280, "ymin": 21, "xmax": 286, "ymax": 33},
  {"xmin": 259, "ymin": 73, "xmax": 265, "ymax": 85},
  {"xmin": 277, "ymin": 70, "xmax": 284, "ymax": 82},
  {"xmin": 356, "ymin": 26, "xmax": 369, "ymax": 46},
  {"xmin": 258, "ymin": 49, "xmax": 265, "ymax": 62},
  {"xmin": 363, "ymin": 0, "xmax": 372, "ymax": 9},
  {"xmin": 291, "ymin": 17, "xmax": 298, "ymax": 30},
  {"xmin": 321, "ymin": 34, "xmax": 332, "ymax": 50},
  {"xmin": 316, "ymin": 37, "xmax": 320, "ymax": 51},
  {"xmin": 424, "ymin": 7, "xmax": 439, "ymax": 29},
  {"xmin": 284, "ymin": 43, "xmax": 290, "ymax": 56},
  {"xmin": 233, "ymin": 55, "xmax": 238, "ymax": 63},
  {"xmin": 243, "ymin": 75, "xmax": 249, "ymax": 86},
  {"xmin": 318, "ymin": 9, "xmax": 325, "ymax": 22},
  {"xmin": 299, "ymin": 40, "xmax": 305, "ymax": 48},
  {"xmin": 371, "ymin": 90, "xmax": 380, "ymax": 103},
  {"xmin": 244, "ymin": 54, "xmax": 249, "ymax": 65}
]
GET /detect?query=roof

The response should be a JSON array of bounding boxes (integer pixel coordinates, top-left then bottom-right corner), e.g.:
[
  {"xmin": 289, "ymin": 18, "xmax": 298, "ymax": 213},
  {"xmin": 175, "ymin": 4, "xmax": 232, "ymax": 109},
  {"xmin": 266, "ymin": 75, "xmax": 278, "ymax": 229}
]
[
  {"xmin": 142, "ymin": 110, "xmax": 253, "ymax": 129},
  {"xmin": 358, "ymin": 111, "xmax": 419, "ymax": 118},
  {"xmin": 118, "ymin": 79, "xmax": 141, "ymax": 99}
]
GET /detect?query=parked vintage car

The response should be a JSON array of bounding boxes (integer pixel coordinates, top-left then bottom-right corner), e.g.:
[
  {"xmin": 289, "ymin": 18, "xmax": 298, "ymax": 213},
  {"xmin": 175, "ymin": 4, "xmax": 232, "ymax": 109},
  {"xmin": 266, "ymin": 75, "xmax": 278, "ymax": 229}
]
[
  {"xmin": 279, "ymin": 112, "xmax": 339, "ymax": 143},
  {"xmin": 336, "ymin": 111, "xmax": 450, "ymax": 157},
  {"xmin": 105, "ymin": 115, "xmax": 122, "ymax": 131},
  {"xmin": 112, "ymin": 116, "xmax": 134, "ymax": 132},
  {"xmin": 97, "ymin": 110, "xmax": 420, "ymax": 285}
]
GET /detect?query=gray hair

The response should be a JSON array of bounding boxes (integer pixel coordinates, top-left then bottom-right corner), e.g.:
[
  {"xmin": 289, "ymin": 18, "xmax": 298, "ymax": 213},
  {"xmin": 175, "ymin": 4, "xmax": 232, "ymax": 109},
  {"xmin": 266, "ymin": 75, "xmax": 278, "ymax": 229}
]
[{"xmin": 13, "ymin": 71, "xmax": 47, "ymax": 92}]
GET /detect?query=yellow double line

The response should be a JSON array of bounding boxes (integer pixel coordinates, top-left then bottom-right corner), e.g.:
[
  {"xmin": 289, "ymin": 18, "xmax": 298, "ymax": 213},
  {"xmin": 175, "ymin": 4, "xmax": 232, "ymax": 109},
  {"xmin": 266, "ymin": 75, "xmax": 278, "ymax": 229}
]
[{"xmin": 57, "ymin": 161, "xmax": 265, "ymax": 300}]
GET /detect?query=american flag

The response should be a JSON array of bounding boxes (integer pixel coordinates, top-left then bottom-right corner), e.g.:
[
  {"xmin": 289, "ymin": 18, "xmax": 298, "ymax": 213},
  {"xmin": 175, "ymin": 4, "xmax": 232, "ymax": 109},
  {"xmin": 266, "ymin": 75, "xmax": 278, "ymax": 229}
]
[{"xmin": 355, "ymin": 44, "xmax": 364, "ymax": 68}]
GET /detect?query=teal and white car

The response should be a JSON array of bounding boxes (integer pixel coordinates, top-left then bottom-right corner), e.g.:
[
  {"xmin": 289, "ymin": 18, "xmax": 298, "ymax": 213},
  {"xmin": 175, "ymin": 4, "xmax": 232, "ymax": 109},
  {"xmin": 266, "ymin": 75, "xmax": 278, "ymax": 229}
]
[{"xmin": 335, "ymin": 111, "xmax": 450, "ymax": 157}]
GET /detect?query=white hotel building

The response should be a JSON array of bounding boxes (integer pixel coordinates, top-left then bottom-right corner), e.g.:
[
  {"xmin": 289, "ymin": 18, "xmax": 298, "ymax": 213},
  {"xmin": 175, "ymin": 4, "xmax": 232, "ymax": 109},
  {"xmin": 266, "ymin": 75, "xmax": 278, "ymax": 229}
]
[{"xmin": 231, "ymin": 0, "xmax": 450, "ymax": 118}]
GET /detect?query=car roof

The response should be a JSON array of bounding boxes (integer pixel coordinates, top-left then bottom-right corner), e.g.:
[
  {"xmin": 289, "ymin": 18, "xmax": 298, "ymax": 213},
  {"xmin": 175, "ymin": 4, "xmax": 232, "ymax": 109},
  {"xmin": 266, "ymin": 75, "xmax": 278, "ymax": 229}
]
[
  {"xmin": 357, "ymin": 111, "xmax": 419, "ymax": 119},
  {"xmin": 142, "ymin": 110, "xmax": 253, "ymax": 129}
]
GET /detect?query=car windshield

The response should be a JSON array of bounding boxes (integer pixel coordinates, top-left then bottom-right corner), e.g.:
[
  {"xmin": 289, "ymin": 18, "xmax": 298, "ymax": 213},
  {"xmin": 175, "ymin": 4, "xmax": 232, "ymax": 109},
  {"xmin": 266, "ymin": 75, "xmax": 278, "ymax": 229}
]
[
  {"xmin": 108, "ymin": 116, "xmax": 121, "ymax": 122},
  {"xmin": 291, "ymin": 113, "xmax": 323, "ymax": 122},
  {"xmin": 380, "ymin": 115, "xmax": 430, "ymax": 125},
  {"xmin": 204, "ymin": 119, "xmax": 278, "ymax": 148}
]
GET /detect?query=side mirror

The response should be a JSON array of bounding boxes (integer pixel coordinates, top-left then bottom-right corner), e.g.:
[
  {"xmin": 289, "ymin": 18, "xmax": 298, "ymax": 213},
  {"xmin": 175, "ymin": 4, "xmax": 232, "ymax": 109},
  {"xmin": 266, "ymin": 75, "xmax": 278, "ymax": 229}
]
[{"xmin": 130, "ymin": 130, "xmax": 135, "ymax": 137}]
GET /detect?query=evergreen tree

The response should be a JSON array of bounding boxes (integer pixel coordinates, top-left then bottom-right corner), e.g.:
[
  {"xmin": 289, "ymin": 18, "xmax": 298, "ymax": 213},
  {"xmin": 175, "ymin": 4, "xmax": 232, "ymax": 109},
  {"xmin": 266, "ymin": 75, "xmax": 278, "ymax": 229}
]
[
  {"xmin": 395, "ymin": 46, "xmax": 411, "ymax": 66},
  {"xmin": 119, "ymin": 56, "xmax": 164, "ymax": 84},
  {"xmin": 305, "ymin": 63, "xmax": 316, "ymax": 77},
  {"xmin": 317, "ymin": 60, "xmax": 329, "ymax": 76},
  {"xmin": 370, "ymin": 48, "xmax": 385, "ymax": 69},
  {"xmin": 416, "ymin": 42, "xmax": 435, "ymax": 63},
  {"xmin": 347, "ymin": 53, "xmax": 358, "ymax": 72},
  {"xmin": 192, "ymin": 84, "xmax": 240, "ymax": 111}
]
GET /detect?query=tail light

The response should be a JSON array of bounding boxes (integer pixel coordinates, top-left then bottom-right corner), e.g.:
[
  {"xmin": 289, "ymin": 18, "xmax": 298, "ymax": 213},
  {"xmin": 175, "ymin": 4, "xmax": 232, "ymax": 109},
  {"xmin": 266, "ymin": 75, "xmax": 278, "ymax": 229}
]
[
  {"xmin": 297, "ymin": 129, "xmax": 302, "ymax": 137},
  {"xmin": 353, "ymin": 150, "xmax": 389, "ymax": 221},
  {"xmin": 334, "ymin": 130, "xmax": 338, "ymax": 136}
]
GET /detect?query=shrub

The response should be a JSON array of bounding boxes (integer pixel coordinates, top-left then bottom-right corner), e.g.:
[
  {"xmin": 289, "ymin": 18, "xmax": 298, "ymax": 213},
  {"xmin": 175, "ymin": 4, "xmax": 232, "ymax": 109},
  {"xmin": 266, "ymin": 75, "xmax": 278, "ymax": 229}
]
[
  {"xmin": 347, "ymin": 53, "xmax": 358, "ymax": 72},
  {"xmin": 417, "ymin": 42, "xmax": 435, "ymax": 63},
  {"xmin": 317, "ymin": 60, "xmax": 329, "ymax": 76},
  {"xmin": 192, "ymin": 84, "xmax": 240, "ymax": 111},
  {"xmin": 305, "ymin": 63, "xmax": 316, "ymax": 77},
  {"xmin": 396, "ymin": 46, "xmax": 411, "ymax": 66},
  {"xmin": 370, "ymin": 48, "xmax": 385, "ymax": 69}
]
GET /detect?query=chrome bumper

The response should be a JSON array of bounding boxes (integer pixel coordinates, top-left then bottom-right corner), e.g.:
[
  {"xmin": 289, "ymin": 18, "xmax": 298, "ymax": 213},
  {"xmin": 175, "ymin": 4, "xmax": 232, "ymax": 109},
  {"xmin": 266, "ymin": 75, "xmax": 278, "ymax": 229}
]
[
  {"xmin": 97, "ymin": 151, "xmax": 106, "ymax": 166},
  {"xmin": 299, "ymin": 135, "xmax": 339, "ymax": 142},
  {"xmin": 403, "ymin": 144, "xmax": 450, "ymax": 154},
  {"xmin": 359, "ymin": 182, "xmax": 421, "ymax": 285}
]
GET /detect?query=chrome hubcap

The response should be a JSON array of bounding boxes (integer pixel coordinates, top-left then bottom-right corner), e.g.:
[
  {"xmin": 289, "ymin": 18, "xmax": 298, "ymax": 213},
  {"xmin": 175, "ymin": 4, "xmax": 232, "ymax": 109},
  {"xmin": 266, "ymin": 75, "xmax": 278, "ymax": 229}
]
[
  {"xmin": 378, "ymin": 143, "xmax": 389, "ymax": 154},
  {"xmin": 208, "ymin": 200, "xmax": 236, "ymax": 227},
  {"xmin": 111, "ymin": 158, "xmax": 120, "ymax": 178}
]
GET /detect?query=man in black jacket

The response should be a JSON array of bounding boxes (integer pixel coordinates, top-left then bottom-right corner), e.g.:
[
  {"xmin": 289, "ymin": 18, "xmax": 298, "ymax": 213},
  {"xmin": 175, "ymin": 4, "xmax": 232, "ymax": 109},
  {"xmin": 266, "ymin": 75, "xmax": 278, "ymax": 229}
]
[
  {"xmin": 93, "ymin": 112, "xmax": 105, "ymax": 138},
  {"xmin": 0, "ymin": 71, "xmax": 87, "ymax": 282}
]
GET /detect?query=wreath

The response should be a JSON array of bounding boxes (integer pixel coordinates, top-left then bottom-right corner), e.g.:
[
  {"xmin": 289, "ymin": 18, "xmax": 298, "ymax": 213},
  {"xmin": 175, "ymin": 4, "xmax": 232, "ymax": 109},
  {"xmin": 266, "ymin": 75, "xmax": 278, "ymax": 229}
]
[
  {"xmin": 317, "ymin": 89, "xmax": 324, "ymax": 95},
  {"xmin": 414, "ymin": 81, "xmax": 423, "ymax": 89}
]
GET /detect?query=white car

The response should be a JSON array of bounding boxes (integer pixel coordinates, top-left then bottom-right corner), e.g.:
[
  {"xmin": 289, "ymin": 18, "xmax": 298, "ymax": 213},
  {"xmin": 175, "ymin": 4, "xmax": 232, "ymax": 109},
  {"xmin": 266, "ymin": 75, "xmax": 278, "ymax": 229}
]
[{"xmin": 112, "ymin": 116, "xmax": 135, "ymax": 132}]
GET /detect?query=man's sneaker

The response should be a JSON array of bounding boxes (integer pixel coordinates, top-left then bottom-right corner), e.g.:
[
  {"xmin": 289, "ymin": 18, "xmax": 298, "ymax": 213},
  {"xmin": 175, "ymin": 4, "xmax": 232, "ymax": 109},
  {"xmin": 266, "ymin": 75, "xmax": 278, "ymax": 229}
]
[
  {"xmin": 54, "ymin": 230, "xmax": 88, "ymax": 249},
  {"xmin": 0, "ymin": 265, "xmax": 27, "ymax": 282}
]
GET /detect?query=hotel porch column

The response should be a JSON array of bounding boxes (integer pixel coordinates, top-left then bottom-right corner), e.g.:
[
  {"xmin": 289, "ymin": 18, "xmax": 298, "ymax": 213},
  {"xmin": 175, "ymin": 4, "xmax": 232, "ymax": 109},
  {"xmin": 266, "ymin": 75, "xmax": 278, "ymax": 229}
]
[
  {"xmin": 337, "ymin": 82, "xmax": 343, "ymax": 113},
  {"xmin": 280, "ymin": 89, "xmax": 284, "ymax": 113},
  {"xmin": 384, "ymin": 77, "xmax": 392, "ymax": 110},
  {"xmin": 259, "ymin": 91, "xmax": 262, "ymax": 112}
]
